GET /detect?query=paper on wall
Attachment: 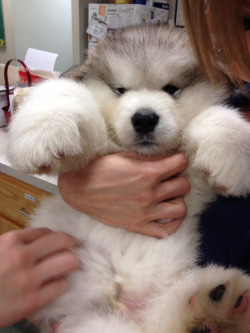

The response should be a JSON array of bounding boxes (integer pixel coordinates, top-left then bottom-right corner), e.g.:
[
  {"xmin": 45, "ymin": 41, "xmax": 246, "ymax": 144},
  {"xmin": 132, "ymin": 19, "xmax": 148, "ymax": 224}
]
[
  {"xmin": 86, "ymin": 16, "xmax": 108, "ymax": 40},
  {"xmin": 87, "ymin": 4, "xmax": 169, "ymax": 49}
]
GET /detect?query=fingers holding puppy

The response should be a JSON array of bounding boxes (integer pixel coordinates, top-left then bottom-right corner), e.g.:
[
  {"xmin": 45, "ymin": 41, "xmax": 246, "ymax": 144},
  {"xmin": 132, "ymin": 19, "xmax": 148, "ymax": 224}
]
[{"xmin": 58, "ymin": 151, "xmax": 190, "ymax": 239}]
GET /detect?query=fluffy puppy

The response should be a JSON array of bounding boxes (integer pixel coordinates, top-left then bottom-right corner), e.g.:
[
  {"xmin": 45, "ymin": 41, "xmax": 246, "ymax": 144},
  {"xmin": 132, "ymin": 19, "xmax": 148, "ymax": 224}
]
[{"xmin": 9, "ymin": 25, "xmax": 250, "ymax": 333}]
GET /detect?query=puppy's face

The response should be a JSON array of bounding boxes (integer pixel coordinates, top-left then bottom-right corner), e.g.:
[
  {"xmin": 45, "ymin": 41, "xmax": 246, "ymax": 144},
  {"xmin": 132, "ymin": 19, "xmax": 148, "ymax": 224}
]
[
  {"xmin": 111, "ymin": 89, "xmax": 182, "ymax": 155},
  {"xmin": 64, "ymin": 25, "xmax": 198, "ymax": 155}
]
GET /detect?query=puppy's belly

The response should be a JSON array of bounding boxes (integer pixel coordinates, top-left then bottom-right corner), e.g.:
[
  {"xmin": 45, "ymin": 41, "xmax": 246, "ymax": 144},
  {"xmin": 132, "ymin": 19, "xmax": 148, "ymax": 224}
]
[{"xmin": 30, "ymin": 195, "xmax": 197, "ymax": 315}]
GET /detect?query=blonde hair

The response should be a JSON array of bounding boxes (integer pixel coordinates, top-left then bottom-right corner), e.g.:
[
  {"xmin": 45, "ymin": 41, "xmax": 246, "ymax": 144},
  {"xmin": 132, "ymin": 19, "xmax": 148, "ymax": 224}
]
[{"xmin": 182, "ymin": 0, "xmax": 250, "ymax": 86}]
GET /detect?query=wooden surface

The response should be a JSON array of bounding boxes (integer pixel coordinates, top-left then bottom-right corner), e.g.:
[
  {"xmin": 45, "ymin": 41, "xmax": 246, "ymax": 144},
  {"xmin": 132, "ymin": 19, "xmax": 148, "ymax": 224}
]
[
  {"xmin": 0, "ymin": 214, "xmax": 20, "ymax": 233},
  {"xmin": 0, "ymin": 172, "xmax": 52, "ymax": 234}
]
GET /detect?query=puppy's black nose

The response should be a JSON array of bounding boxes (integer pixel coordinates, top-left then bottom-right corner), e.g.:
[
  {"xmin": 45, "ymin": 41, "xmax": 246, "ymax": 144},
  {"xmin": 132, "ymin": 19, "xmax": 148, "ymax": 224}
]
[{"xmin": 131, "ymin": 109, "xmax": 159, "ymax": 134}]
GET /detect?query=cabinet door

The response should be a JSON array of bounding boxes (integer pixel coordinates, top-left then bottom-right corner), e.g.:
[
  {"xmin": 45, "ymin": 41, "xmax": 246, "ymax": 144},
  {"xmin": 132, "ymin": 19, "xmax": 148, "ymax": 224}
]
[
  {"xmin": 0, "ymin": 214, "xmax": 21, "ymax": 234},
  {"xmin": 0, "ymin": 172, "xmax": 52, "ymax": 228}
]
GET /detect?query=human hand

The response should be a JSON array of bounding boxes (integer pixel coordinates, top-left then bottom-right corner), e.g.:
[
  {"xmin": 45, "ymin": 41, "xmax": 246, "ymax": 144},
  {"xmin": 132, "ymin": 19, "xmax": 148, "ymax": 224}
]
[
  {"xmin": 58, "ymin": 151, "xmax": 190, "ymax": 239},
  {"xmin": 0, "ymin": 228, "xmax": 79, "ymax": 328}
]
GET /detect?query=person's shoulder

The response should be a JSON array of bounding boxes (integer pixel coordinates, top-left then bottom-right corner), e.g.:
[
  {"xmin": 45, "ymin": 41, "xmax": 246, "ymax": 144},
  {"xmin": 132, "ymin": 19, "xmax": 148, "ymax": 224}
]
[{"xmin": 201, "ymin": 194, "xmax": 250, "ymax": 223}]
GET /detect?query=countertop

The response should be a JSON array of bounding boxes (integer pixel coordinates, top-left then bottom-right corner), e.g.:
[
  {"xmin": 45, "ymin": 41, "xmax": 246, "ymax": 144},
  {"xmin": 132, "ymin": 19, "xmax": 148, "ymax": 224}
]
[{"xmin": 0, "ymin": 127, "xmax": 58, "ymax": 194}]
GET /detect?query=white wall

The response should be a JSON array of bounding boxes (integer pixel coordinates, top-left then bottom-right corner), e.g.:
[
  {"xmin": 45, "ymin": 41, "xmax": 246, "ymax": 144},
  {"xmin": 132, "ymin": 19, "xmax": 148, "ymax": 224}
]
[
  {"xmin": 0, "ymin": 0, "xmax": 73, "ymax": 73},
  {"xmin": 0, "ymin": 0, "xmax": 16, "ymax": 65}
]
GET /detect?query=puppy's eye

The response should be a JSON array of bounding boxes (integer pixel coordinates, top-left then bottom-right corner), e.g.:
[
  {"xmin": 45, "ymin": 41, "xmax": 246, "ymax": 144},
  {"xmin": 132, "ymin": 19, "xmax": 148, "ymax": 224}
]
[
  {"xmin": 114, "ymin": 87, "xmax": 127, "ymax": 95},
  {"xmin": 162, "ymin": 85, "xmax": 179, "ymax": 96}
]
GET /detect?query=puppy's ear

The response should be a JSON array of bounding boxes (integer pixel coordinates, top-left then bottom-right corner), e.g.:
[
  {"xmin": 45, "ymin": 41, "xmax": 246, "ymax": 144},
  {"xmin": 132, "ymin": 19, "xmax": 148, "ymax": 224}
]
[{"xmin": 60, "ymin": 64, "xmax": 86, "ymax": 82}]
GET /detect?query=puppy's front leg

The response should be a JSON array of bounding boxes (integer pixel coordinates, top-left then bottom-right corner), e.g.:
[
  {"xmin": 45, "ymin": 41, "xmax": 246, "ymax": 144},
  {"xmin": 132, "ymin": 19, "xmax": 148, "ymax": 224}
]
[
  {"xmin": 183, "ymin": 106, "xmax": 250, "ymax": 197},
  {"xmin": 8, "ymin": 78, "xmax": 109, "ymax": 174}
]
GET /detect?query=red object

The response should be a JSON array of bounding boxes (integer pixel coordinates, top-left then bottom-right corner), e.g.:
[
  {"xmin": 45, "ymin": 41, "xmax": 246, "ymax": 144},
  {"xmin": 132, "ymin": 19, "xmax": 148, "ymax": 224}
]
[
  {"xmin": 19, "ymin": 70, "xmax": 45, "ymax": 84},
  {"xmin": 2, "ymin": 59, "xmax": 32, "ymax": 124}
]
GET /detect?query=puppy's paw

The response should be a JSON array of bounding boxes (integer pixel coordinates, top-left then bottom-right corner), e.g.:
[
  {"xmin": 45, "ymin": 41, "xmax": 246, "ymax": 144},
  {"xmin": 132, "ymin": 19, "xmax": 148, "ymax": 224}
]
[
  {"xmin": 9, "ymin": 117, "xmax": 85, "ymax": 174},
  {"xmin": 185, "ymin": 107, "xmax": 250, "ymax": 197},
  {"xmin": 186, "ymin": 266, "xmax": 250, "ymax": 333},
  {"xmin": 8, "ymin": 79, "xmax": 105, "ymax": 174}
]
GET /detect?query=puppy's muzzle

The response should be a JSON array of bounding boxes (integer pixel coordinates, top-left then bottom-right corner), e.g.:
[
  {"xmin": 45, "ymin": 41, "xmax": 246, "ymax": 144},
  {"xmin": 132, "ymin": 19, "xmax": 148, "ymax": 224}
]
[{"xmin": 131, "ymin": 108, "xmax": 159, "ymax": 134}]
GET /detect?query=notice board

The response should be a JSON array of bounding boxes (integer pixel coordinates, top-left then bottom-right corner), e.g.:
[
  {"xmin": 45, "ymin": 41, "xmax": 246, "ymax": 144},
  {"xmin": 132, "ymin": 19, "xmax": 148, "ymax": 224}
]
[{"xmin": 0, "ymin": 0, "xmax": 5, "ymax": 47}]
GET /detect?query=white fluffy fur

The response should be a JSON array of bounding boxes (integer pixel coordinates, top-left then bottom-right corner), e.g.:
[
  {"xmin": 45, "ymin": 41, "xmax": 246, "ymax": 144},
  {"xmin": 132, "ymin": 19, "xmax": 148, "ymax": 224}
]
[{"xmin": 8, "ymin": 25, "xmax": 250, "ymax": 333}]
